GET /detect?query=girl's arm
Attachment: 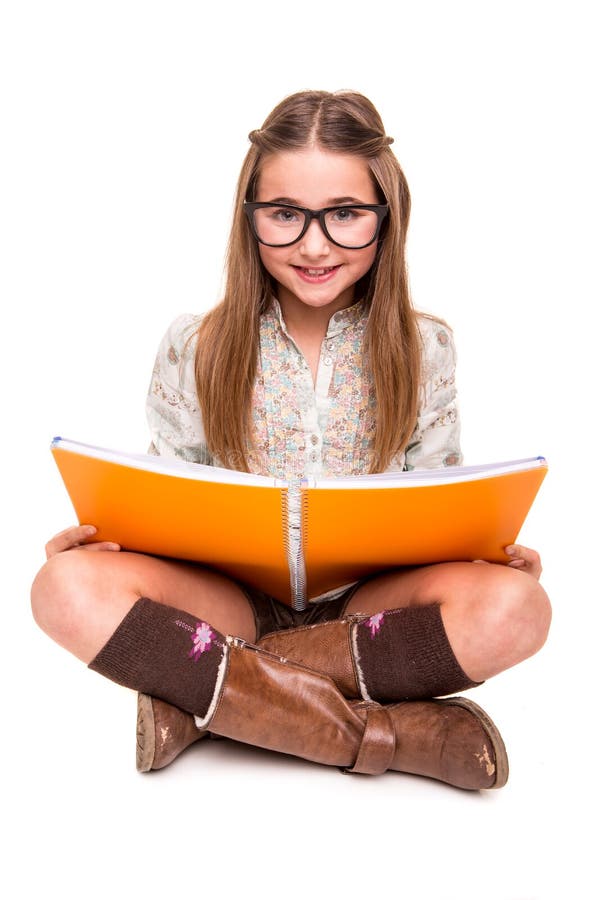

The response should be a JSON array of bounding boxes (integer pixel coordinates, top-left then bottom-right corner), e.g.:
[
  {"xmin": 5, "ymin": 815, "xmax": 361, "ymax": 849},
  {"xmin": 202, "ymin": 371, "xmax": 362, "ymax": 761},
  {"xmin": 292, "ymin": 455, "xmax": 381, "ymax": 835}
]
[
  {"xmin": 404, "ymin": 319, "xmax": 543, "ymax": 580},
  {"xmin": 146, "ymin": 313, "xmax": 214, "ymax": 464},
  {"xmin": 45, "ymin": 315, "xmax": 211, "ymax": 558},
  {"xmin": 404, "ymin": 318, "xmax": 462, "ymax": 471}
]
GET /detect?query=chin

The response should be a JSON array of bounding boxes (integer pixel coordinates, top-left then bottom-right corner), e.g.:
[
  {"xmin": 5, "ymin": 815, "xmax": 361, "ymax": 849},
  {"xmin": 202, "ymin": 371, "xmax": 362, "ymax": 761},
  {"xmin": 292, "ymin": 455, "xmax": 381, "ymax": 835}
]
[{"xmin": 291, "ymin": 281, "xmax": 355, "ymax": 306}]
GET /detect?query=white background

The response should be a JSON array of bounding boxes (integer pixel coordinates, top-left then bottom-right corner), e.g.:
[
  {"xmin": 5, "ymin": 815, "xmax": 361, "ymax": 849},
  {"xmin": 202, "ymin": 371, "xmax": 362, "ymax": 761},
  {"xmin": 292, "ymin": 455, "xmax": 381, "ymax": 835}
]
[{"xmin": 1, "ymin": 1, "xmax": 598, "ymax": 898}]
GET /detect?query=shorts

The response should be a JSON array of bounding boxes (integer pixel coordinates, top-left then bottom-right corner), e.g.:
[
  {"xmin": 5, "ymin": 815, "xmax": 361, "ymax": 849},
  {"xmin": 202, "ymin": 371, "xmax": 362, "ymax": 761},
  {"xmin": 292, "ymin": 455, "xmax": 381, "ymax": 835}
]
[{"xmin": 241, "ymin": 582, "xmax": 365, "ymax": 641}]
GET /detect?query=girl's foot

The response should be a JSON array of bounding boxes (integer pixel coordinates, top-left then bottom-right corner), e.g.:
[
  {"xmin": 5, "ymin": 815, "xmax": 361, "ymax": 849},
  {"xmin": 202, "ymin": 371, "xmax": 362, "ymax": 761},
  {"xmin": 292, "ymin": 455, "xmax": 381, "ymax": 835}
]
[{"xmin": 136, "ymin": 693, "xmax": 207, "ymax": 772}]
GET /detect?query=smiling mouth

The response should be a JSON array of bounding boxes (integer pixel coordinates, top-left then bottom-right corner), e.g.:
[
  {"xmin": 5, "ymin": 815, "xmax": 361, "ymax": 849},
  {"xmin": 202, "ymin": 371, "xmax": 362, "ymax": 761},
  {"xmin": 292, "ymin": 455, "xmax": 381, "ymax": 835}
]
[{"xmin": 293, "ymin": 265, "xmax": 340, "ymax": 279}]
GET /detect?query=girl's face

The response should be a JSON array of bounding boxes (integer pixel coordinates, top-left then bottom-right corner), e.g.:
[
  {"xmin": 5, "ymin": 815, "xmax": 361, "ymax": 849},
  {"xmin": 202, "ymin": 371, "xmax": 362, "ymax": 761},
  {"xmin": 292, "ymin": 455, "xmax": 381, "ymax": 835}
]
[{"xmin": 255, "ymin": 147, "xmax": 380, "ymax": 320}]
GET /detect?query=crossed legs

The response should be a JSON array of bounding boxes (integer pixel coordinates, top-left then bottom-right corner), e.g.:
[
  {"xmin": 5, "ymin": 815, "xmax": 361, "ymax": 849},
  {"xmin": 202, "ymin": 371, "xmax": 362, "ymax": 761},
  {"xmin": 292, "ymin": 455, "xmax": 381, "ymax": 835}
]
[
  {"xmin": 31, "ymin": 550, "xmax": 551, "ymax": 685},
  {"xmin": 30, "ymin": 549, "xmax": 550, "ymax": 785}
]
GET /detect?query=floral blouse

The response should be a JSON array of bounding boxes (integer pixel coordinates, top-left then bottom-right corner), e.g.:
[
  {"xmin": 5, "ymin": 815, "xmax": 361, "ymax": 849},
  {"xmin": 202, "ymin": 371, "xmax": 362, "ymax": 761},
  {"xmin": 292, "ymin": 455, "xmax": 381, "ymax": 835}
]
[{"xmin": 146, "ymin": 297, "xmax": 463, "ymax": 479}]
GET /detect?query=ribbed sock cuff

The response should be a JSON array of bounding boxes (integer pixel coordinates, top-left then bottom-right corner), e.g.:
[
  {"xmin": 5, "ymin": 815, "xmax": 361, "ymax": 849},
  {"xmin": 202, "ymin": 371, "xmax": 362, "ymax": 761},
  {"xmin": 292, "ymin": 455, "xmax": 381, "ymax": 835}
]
[
  {"xmin": 352, "ymin": 604, "xmax": 481, "ymax": 702},
  {"xmin": 89, "ymin": 598, "xmax": 227, "ymax": 719}
]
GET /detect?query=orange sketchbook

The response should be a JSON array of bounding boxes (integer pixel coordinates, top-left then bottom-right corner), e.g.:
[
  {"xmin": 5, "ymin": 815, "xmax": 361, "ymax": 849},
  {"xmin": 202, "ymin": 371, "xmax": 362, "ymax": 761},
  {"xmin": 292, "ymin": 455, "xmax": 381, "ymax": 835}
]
[{"xmin": 51, "ymin": 437, "xmax": 548, "ymax": 610}]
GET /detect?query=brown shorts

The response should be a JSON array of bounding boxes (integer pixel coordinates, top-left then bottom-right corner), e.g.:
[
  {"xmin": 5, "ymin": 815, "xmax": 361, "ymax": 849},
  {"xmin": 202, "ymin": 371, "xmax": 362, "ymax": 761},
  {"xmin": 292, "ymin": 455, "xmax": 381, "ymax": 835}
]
[{"xmin": 241, "ymin": 582, "xmax": 365, "ymax": 641}]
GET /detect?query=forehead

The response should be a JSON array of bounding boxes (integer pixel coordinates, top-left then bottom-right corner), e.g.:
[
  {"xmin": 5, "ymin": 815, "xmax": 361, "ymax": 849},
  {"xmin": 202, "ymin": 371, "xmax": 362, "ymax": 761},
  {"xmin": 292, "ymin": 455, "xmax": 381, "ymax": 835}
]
[{"xmin": 256, "ymin": 148, "xmax": 378, "ymax": 205}]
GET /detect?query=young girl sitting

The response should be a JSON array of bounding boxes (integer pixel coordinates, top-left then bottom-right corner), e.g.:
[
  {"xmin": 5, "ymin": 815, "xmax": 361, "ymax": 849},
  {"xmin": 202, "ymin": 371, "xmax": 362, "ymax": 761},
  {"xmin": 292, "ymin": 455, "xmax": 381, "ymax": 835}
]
[{"xmin": 31, "ymin": 90, "xmax": 551, "ymax": 790}]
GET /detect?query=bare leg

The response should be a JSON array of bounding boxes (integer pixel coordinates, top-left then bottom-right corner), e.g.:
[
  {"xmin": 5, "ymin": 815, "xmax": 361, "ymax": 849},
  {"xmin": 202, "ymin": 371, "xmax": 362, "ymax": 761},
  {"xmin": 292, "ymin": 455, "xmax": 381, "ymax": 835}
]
[
  {"xmin": 31, "ymin": 549, "xmax": 257, "ymax": 664},
  {"xmin": 344, "ymin": 561, "xmax": 552, "ymax": 683}
]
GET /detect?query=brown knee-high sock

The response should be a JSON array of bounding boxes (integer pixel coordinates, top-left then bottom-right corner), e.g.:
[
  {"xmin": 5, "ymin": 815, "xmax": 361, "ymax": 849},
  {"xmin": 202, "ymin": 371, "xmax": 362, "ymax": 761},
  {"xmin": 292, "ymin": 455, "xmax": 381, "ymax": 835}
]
[
  {"xmin": 352, "ymin": 604, "xmax": 480, "ymax": 702},
  {"xmin": 89, "ymin": 598, "xmax": 227, "ymax": 726}
]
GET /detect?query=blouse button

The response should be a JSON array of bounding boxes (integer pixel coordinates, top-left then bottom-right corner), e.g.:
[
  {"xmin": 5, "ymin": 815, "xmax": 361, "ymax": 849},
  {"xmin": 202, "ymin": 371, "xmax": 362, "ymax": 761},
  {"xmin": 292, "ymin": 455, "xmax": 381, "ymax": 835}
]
[
  {"xmin": 310, "ymin": 451, "xmax": 318, "ymax": 462},
  {"xmin": 443, "ymin": 453, "xmax": 460, "ymax": 466},
  {"xmin": 324, "ymin": 356, "xmax": 333, "ymax": 366},
  {"xmin": 310, "ymin": 434, "xmax": 319, "ymax": 445}
]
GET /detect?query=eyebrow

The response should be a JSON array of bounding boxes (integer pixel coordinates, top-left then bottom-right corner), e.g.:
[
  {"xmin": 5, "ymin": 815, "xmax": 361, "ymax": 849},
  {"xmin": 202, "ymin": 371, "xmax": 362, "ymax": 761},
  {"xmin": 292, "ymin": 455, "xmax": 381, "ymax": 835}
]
[{"xmin": 266, "ymin": 195, "xmax": 367, "ymax": 206}]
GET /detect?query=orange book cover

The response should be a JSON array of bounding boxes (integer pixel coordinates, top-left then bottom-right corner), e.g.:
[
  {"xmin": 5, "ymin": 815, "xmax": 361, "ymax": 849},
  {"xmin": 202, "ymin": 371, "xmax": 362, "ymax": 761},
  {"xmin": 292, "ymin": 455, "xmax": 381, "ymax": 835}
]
[
  {"xmin": 51, "ymin": 438, "xmax": 547, "ymax": 610},
  {"xmin": 301, "ymin": 466, "xmax": 547, "ymax": 601}
]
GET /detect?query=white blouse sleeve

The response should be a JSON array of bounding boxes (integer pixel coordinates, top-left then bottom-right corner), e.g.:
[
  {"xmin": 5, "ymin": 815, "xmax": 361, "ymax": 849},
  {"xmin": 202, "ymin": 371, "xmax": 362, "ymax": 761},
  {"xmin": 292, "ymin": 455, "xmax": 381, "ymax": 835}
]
[
  {"xmin": 146, "ymin": 313, "xmax": 215, "ymax": 465},
  {"xmin": 403, "ymin": 317, "xmax": 463, "ymax": 471}
]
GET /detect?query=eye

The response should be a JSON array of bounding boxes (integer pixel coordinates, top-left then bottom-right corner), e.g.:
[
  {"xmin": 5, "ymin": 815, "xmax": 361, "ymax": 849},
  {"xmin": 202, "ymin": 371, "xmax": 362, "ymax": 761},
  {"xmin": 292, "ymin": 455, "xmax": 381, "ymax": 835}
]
[
  {"xmin": 270, "ymin": 206, "xmax": 301, "ymax": 224},
  {"xmin": 331, "ymin": 207, "xmax": 359, "ymax": 223}
]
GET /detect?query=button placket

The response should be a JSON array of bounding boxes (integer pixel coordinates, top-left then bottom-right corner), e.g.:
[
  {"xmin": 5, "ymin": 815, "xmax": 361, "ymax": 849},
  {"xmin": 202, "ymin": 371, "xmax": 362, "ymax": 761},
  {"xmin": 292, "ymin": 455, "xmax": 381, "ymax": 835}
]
[{"xmin": 306, "ymin": 344, "xmax": 334, "ymax": 477}]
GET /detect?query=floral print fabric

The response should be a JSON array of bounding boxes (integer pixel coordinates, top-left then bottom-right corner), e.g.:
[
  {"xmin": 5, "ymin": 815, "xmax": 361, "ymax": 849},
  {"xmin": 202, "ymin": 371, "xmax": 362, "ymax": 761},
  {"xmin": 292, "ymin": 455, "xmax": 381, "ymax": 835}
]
[{"xmin": 146, "ymin": 297, "xmax": 463, "ymax": 479}]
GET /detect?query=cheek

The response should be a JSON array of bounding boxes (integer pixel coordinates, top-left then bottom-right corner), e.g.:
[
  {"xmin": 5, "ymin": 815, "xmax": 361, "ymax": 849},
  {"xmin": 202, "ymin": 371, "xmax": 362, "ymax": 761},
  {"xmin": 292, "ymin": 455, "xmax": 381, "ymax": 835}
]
[
  {"xmin": 353, "ymin": 245, "xmax": 378, "ymax": 278},
  {"xmin": 258, "ymin": 245, "xmax": 284, "ymax": 279}
]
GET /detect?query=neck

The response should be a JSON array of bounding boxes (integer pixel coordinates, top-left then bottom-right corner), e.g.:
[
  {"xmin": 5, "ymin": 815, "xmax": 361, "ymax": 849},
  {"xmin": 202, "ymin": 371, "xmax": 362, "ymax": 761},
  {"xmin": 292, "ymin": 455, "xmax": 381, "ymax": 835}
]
[{"xmin": 276, "ymin": 286, "xmax": 357, "ymax": 340}]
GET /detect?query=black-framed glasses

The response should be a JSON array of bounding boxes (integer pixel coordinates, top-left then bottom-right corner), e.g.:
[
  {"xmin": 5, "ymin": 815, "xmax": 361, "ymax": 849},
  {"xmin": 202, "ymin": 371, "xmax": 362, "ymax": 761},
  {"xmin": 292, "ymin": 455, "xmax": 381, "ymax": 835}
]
[{"xmin": 243, "ymin": 201, "xmax": 389, "ymax": 250}]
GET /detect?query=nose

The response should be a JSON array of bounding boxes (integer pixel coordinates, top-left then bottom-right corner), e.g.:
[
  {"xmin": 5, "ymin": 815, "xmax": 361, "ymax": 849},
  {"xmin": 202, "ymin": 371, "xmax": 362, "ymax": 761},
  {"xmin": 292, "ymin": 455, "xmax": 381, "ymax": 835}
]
[{"xmin": 299, "ymin": 217, "xmax": 331, "ymax": 258}]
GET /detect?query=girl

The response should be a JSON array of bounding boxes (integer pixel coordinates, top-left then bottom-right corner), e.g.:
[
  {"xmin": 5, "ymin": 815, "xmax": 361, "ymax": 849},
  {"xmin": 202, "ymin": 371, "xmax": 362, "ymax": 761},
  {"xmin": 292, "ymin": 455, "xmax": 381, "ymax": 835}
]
[{"xmin": 31, "ymin": 90, "xmax": 551, "ymax": 789}]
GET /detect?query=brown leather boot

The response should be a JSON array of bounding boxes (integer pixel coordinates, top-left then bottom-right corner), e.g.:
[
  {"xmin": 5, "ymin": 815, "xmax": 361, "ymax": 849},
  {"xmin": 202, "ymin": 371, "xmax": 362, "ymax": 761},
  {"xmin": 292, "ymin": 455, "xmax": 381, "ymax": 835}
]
[
  {"xmin": 258, "ymin": 607, "xmax": 479, "ymax": 703},
  {"xmin": 136, "ymin": 618, "xmax": 361, "ymax": 771},
  {"xmin": 258, "ymin": 618, "xmax": 362, "ymax": 697},
  {"xmin": 136, "ymin": 693, "xmax": 209, "ymax": 772},
  {"xmin": 137, "ymin": 637, "xmax": 508, "ymax": 789},
  {"xmin": 350, "ymin": 697, "xmax": 508, "ymax": 789}
]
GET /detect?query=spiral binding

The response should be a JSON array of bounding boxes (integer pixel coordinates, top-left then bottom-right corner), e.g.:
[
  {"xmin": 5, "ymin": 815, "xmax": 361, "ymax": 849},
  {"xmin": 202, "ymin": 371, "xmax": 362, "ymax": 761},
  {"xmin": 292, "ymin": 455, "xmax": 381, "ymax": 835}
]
[{"xmin": 284, "ymin": 479, "xmax": 308, "ymax": 610}]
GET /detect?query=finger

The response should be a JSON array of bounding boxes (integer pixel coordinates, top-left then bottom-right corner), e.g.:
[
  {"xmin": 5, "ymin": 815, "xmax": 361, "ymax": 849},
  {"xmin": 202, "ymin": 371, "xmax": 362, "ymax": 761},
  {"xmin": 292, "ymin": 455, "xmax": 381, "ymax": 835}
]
[
  {"xmin": 505, "ymin": 545, "xmax": 542, "ymax": 578},
  {"xmin": 506, "ymin": 544, "xmax": 540, "ymax": 562},
  {"xmin": 45, "ymin": 525, "xmax": 98, "ymax": 558},
  {"xmin": 81, "ymin": 542, "xmax": 121, "ymax": 552}
]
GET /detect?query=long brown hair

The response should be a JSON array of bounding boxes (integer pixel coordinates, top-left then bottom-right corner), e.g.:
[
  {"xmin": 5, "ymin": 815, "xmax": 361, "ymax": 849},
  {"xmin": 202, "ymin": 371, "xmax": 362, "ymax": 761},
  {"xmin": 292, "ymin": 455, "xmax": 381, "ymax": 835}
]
[{"xmin": 193, "ymin": 90, "xmax": 421, "ymax": 474}]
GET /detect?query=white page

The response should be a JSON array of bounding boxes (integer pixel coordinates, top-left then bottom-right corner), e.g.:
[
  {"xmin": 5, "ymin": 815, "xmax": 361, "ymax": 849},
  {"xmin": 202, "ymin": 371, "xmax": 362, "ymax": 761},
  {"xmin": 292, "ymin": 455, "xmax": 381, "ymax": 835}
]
[
  {"xmin": 308, "ymin": 456, "xmax": 547, "ymax": 489},
  {"xmin": 52, "ymin": 436, "xmax": 545, "ymax": 491},
  {"xmin": 51, "ymin": 437, "xmax": 284, "ymax": 488}
]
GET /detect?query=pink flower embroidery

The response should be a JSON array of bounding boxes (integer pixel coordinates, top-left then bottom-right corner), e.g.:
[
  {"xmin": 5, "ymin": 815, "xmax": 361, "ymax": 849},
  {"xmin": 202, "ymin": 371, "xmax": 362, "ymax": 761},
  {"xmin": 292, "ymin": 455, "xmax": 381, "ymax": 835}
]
[
  {"xmin": 366, "ymin": 612, "xmax": 385, "ymax": 638},
  {"xmin": 189, "ymin": 622, "xmax": 214, "ymax": 660}
]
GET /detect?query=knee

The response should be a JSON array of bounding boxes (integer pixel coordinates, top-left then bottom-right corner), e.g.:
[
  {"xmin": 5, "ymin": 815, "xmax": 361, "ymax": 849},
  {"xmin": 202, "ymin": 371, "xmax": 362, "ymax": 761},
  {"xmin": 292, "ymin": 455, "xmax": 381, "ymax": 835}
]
[
  {"xmin": 528, "ymin": 580, "xmax": 552, "ymax": 653},
  {"xmin": 488, "ymin": 568, "xmax": 552, "ymax": 662},
  {"xmin": 31, "ymin": 551, "xmax": 96, "ymax": 649}
]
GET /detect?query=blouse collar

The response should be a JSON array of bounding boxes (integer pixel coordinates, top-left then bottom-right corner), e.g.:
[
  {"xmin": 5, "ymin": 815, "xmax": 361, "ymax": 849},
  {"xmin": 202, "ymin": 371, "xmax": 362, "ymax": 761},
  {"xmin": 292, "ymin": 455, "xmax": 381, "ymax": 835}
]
[{"xmin": 265, "ymin": 295, "xmax": 369, "ymax": 339}]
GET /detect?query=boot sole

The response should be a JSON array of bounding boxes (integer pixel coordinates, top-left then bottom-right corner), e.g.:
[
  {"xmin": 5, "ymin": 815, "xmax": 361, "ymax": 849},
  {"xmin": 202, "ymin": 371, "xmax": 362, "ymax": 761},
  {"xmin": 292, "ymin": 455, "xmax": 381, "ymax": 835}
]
[
  {"xmin": 436, "ymin": 696, "xmax": 509, "ymax": 788},
  {"xmin": 136, "ymin": 693, "xmax": 156, "ymax": 773}
]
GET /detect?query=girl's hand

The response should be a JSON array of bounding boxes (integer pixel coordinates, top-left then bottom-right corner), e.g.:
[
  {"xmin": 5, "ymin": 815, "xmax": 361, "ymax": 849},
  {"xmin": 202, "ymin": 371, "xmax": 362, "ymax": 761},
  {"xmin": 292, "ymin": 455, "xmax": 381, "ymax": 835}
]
[
  {"xmin": 504, "ymin": 544, "xmax": 542, "ymax": 580},
  {"xmin": 473, "ymin": 544, "xmax": 543, "ymax": 580},
  {"xmin": 45, "ymin": 525, "xmax": 121, "ymax": 560}
]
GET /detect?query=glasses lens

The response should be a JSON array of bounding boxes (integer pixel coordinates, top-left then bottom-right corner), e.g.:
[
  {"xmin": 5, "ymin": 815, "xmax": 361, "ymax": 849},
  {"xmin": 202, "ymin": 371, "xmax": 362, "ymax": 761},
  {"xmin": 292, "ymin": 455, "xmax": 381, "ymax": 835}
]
[
  {"xmin": 251, "ymin": 205, "xmax": 382, "ymax": 248},
  {"xmin": 324, "ymin": 207, "xmax": 379, "ymax": 248},
  {"xmin": 252, "ymin": 206, "xmax": 305, "ymax": 245}
]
